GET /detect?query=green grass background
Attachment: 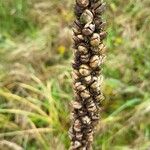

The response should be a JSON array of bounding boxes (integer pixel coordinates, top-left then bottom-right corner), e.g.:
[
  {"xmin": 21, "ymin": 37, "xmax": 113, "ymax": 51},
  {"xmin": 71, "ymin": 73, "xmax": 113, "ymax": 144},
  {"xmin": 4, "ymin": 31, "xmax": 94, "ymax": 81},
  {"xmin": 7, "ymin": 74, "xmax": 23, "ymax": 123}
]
[{"xmin": 0, "ymin": 0, "xmax": 150, "ymax": 149}]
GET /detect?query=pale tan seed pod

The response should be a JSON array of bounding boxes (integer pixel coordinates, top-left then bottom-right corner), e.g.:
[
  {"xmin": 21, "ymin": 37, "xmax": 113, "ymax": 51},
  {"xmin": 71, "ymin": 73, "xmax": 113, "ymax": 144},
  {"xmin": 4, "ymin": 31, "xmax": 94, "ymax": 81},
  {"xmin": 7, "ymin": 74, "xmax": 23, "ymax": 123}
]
[
  {"xmin": 72, "ymin": 101, "xmax": 82, "ymax": 109},
  {"xmin": 75, "ymin": 82, "xmax": 86, "ymax": 91},
  {"xmin": 77, "ymin": 34, "xmax": 84, "ymax": 40},
  {"xmin": 89, "ymin": 55, "xmax": 100, "ymax": 68},
  {"xmin": 72, "ymin": 23, "xmax": 81, "ymax": 34},
  {"xmin": 95, "ymin": 94, "xmax": 105, "ymax": 102},
  {"xmin": 82, "ymin": 23, "xmax": 95, "ymax": 36},
  {"xmin": 90, "ymin": 77, "xmax": 100, "ymax": 89},
  {"xmin": 74, "ymin": 119, "xmax": 82, "ymax": 132},
  {"xmin": 87, "ymin": 102, "xmax": 97, "ymax": 112},
  {"xmin": 80, "ymin": 9, "xmax": 94, "ymax": 24},
  {"xmin": 72, "ymin": 70, "xmax": 80, "ymax": 81},
  {"xmin": 82, "ymin": 116, "xmax": 91, "ymax": 125},
  {"xmin": 90, "ymin": 33, "xmax": 100, "ymax": 47},
  {"xmin": 87, "ymin": 132, "xmax": 94, "ymax": 142},
  {"xmin": 76, "ymin": 132, "xmax": 83, "ymax": 141},
  {"xmin": 80, "ymin": 54, "xmax": 90, "ymax": 63},
  {"xmin": 72, "ymin": 141, "xmax": 82, "ymax": 149},
  {"xmin": 84, "ymin": 75, "xmax": 92, "ymax": 84},
  {"xmin": 78, "ymin": 45, "xmax": 88, "ymax": 54},
  {"xmin": 79, "ymin": 64, "xmax": 91, "ymax": 76},
  {"xmin": 80, "ymin": 89, "xmax": 91, "ymax": 99}
]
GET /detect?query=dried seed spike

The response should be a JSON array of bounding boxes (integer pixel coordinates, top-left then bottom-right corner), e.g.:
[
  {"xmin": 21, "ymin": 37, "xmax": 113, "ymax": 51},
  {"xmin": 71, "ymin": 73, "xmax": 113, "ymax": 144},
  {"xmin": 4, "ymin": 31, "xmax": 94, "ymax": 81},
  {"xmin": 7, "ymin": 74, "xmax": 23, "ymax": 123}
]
[{"xmin": 70, "ymin": 0, "xmax": 106, "ymax": 149}]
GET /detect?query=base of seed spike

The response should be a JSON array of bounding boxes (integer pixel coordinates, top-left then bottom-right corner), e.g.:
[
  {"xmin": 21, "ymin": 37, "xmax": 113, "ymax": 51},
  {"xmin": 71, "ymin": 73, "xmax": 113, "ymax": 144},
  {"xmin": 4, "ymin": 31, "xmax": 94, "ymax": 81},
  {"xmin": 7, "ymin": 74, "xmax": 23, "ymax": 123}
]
[{"xmin": 69, "ymin": 0, "xmax": 106, "ymax": 149}]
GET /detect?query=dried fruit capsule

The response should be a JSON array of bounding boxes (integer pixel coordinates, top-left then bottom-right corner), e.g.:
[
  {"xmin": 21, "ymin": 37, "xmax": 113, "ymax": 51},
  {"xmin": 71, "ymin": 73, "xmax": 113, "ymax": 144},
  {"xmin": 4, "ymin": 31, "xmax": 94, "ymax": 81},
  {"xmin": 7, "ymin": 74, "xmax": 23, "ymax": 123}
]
[
  {"xmin": 80, "ymin": 54, "xmax": 90, "ymax": 63},
  {"xmin": 78, "ymin": 45, "xmax": 88, "ymax": 54},
  {"xmin": 72, "ymin": 101, "xmax": 82, "ymax": 109},
  {"xmin": 82, "ymin": 116, "xmax": 91, "ymax": 125},
  {"xmin": 84, "ymin": 75, "xmax": 92, "ymax": 84},
  {"xmin": 79, "ymin": 65, "xmax": 91, "ymax": 76},
  {"xmin": 80, "ymin": 90, "xmax": 91, "ymax": 99},
  {"xmin": 80, "ymin": 9, "xmax": 94, "ymax": 24},
  {"xmin": 89, "ymin": 55, "xmax": 100, "ymax": 68},
  {"xmin": 82, "ymin": 23, "xmax": 95, "ymax": 36},
  {"xmin": 75, "ymin": 82, "xmax": 86, "ymax": 91},
  {"xmin": 74, "ymin": 119, "xmax": 82, "ymax": 132},
  {"xmin": 76, "ymin": 132, "xmax": 83, "ymax": 140},
  {"xmin": 90, "ymin": 33, "xmax": 101, "ymax": 47},
  {"xmin": 73, "ymin": 141, "xmax": 82, "ymax": 149}
]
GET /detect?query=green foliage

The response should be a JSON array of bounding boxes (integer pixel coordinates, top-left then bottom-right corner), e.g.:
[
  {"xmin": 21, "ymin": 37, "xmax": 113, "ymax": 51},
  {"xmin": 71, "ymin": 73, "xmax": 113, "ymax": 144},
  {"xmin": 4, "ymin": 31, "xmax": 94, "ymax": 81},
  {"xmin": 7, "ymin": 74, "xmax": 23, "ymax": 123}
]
[{"xmin": 0, "ymin": 0, "xmax": 150, "ymax": 149}]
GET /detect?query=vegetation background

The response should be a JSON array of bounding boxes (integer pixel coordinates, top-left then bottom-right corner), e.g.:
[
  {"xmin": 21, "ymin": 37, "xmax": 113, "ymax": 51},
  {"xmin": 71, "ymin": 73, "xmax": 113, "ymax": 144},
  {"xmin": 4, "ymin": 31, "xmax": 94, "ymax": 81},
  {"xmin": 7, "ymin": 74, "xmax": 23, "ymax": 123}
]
[{"xmin": 0, "ymin": 0, "xmax": 150, "ymax": 149}]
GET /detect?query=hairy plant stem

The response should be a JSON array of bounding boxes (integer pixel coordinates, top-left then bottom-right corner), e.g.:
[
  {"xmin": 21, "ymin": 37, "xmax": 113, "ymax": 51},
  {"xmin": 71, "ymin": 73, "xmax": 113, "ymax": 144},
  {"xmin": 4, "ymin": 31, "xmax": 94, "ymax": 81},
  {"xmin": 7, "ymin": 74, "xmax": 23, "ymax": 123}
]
[{"xmin": 69, "ymin": 0, "xmax": 106, "ymax": 149}]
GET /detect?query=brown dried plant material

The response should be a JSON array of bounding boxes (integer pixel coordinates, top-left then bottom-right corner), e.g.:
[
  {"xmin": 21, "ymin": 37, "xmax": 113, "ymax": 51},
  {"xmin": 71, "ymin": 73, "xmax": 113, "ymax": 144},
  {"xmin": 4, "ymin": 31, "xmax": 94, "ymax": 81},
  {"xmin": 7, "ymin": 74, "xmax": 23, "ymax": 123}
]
[{"xmin": 69, "ymin": 0, "xmax": 106, "ymax": 149}]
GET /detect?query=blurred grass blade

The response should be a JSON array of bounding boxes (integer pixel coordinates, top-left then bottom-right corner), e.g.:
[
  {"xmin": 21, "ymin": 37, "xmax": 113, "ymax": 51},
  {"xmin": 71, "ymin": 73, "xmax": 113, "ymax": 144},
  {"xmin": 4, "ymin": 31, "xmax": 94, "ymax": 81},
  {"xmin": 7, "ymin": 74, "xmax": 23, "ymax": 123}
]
[
  {"xmin": 110, "ymin": 98, "xmax": 141, "ymax": 117},
  {"xmin": 0, "ymin": 89, "xmax": 48, "ymax": 116},
  {"xmin": 0, "ymin": 128, "xmax": 53, "ymax": 138}
]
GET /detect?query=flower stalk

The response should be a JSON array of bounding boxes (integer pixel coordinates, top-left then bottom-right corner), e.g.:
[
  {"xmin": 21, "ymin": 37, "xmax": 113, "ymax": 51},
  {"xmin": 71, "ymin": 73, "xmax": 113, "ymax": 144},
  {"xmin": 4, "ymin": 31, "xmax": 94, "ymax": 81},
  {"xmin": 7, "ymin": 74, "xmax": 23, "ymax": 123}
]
[{"xmin": 69, "ymin": 0, "xmax": 106, "ymax": 149}]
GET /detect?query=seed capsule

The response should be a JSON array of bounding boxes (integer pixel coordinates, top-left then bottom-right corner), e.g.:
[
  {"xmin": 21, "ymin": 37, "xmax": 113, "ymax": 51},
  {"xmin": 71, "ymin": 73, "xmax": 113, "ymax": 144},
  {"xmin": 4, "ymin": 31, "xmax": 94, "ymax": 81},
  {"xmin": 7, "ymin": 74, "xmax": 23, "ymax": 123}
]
[
  {"xmin": 84, "ymin": 75, "xmax": 92, "ymax": 84},
  {"xmin": 95, "ymin": 2, "xmax": 106, "ymax": 14},
  {"xmin": 82, "ymin": 116, "xmax": 91, "ymax": 125},
  {"xmin": 72, "ymin": 141, "xmax": 82, "ymax": 149},
  {"xmin": 90, "ymin": 33, "xmax": 100, "ymax": 47},
  {"xmin": 87, "ymin": 132, "xmax": 93, "ymax": 142},
  {"xmin": 79, "ymin": 65, "xmax": 91, "ymax": 76},
  {"xmin": 90, "ymin": 77, "xmax": 100, "ymax": 89},
  {"xmin": 76, "ymin": 132, "xmax": 83, "ymax": 141},
  {"xmin": 82, "ymin": 23, "xmax": 95, "ymax": 36},
  {"xmin": 72, "ymin": 101, "xmax": 82, "ymax": 109},
  {"xmin": 73, "ymin": 34, "xmax": 84, "ymax": 43},
  {"xmin": 80, "ymin": 9, "xmax": 93, "ymax": 24},
  {"xmin": 80, "ymin": 89, "xmax": 90, "ymax": 99},
  {"xmin": 95, "ymin": 94, "xmax": 104, "ymax": 102},
  {"xmin": 100, "ymin": 31, "xmax": 107, "ymax": 39},
  {"xmin": 75, "ymin": 82, "xmax": 86, "ymax": 91},
  {"xmin": 87, "ymin": 101, "xmax": 97, "ymax": 112},
  {"xmin": 74, "ymin": 119, "xmax": 82, "ymax": 132},
  {"xmin": 80, "ymin": 54, "xmax": 90, "ymax": 63},
  {"xmin": 78, "ymin": 45, "xmax": 88, "ymax": 54},
  {"xmin": 89, "ymin": 55, "xmax": 100, "ymax": 68},
  {"xmin": 72, "ymin": 70, "xmax": 80, "ymax": 81},
  {"xmin": 76, "ymin": 0, "xmax": 89, "ymax": 8}
]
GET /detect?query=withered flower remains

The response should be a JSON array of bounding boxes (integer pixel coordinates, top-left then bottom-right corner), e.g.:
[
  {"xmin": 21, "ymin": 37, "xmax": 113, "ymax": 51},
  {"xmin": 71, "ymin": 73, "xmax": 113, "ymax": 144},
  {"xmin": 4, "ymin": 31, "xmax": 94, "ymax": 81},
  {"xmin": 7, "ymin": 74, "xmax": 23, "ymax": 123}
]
[{"xmin": 69, "ymin": 0, "xmax": 106, "ymax": 149}]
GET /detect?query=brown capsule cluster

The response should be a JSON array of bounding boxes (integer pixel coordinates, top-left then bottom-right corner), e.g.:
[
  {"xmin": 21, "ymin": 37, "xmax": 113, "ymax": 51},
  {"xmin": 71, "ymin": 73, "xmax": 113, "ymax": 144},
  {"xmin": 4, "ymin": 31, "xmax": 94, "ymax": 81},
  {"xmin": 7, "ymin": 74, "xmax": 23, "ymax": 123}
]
[{"xmin": 70, "ymin": 0, "xmax": 106, "ymax": 149}]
